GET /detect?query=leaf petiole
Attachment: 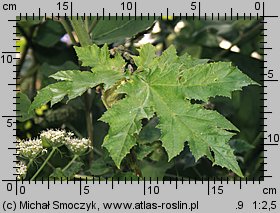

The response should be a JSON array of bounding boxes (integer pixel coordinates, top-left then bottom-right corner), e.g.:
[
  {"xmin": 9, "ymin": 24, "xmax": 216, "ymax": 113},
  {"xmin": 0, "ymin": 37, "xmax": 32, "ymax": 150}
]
[
  {"xmin": 30, "ymin": 147, "xmax": 57, "ymax": 181},
  {"xmin": 26, "ymin": 159, "xmax": 34, "ymax": 170},
  {"xmin": 88, "ymin": 17, "xmax": 99, "ymax": 34},
  {"xmin": 74, "ymin": 174, "xmax": 98, "ymax": 180},
  {"xmin": 60, "ymin": 19, "xmax": 78, "ymax": 46},
  {"xmin": 62, "ymin": 155, "xmax": 79, "ymax": 172}
]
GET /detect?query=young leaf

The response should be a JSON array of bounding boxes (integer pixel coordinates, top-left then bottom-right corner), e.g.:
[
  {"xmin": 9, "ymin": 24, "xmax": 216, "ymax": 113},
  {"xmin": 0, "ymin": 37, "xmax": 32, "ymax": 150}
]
[
  {"xmin": 101, "ymin": 44, "xmax": 258, "ymax": 176},
  {"xmin": 74, "ymin": 44, "xmax": 125, "ymax": 72},
  {"xmin": 133, "ymin": 44, "xmax": 157, "ymax": 70}
]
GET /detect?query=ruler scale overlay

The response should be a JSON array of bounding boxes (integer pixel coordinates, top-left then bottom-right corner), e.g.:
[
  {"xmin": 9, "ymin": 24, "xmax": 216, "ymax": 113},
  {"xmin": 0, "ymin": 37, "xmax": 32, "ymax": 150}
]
[{"xmin": 0, "ymin": 0, "xmax": 279, "ymax": 212}]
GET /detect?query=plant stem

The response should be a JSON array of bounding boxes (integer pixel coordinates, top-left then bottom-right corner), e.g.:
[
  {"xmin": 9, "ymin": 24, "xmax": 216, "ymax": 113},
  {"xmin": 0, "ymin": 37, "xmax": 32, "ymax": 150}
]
[
  {"xmin": 27, "ymin": 159, "xmax": 34, "ymax": 169},
  {"xmin": 30, "ymin": 147, "xmax": 57, "ymax": 181},
  {"xmin": 88, "ymin": 17, "xmax": 99, "ymax": 33},
  {"xmin": 128, "ymin": 150, "xmax": 142, "ymax": 177},
  {"xmin": 30, "ymin": 69, "xmax": 38, "ymax": 98},
  {"xmin": 16, "ymin": 41, "xmax": 29, "ymax": 78},
  {"xmin": 46, "ymin": 161, "xmax": 55, "ymax": 170},
  {"xmin": 243, "ymin": 132, "xmax": 263, "ymax": 176},
  {"xmin": 93, "ymin": 147, "xmax": 103, "ymax": 157},
  {"xmin": 69, "ymin": 18, "xmax": 92, "ymax": 46},
  {"xmin": 60, "ymin": 18, "xmax": 78, "ymax": 46},
  {"xmin": 16, "ymin": 25, "xmax": 36, "ymax": 79},
  {"xmin": 39, "ymin": 156, "xmax": 56, "ymax": 170},
  {"xmin": 65, "ymin": 122, "xmax": 103, "ymax": 156},
  {"xmin": 18, "ymin": 64, "xmax": 40, "ymax": 84},
  {"xmin": 213, "ymin": 21, "xmax": 262, "ymax": 60},
  {"xmin": 74, "ymin": 174, "xmax": 96, "ymax": 180},
  {"xmin": 62, "ymin": 155, "xmax": 78, "ymax": 172},
  {"xmin": 84, "ymin": 17, "xmax": 89, "ymax": 33},
  {"xmin": 192, "ymin": 167, "xmax": 202, "ymax": 179},
  {"xmin": 84, "ymin": 92, "xmax": 95, "ymax": 162},
  {"xmin": 69, "ymin": 18, "xmax": 95, "ymax": 163},
  {"xmin": 101, "ymin": 93, "xmax": 110, "ymax": 109}
]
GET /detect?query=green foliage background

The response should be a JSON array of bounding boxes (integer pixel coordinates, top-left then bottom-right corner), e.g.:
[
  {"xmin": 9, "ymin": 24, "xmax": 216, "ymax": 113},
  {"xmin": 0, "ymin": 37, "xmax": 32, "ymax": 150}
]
[{"xmin": 17, "ymin": 17, "xmax": 263, "ymax": 180}]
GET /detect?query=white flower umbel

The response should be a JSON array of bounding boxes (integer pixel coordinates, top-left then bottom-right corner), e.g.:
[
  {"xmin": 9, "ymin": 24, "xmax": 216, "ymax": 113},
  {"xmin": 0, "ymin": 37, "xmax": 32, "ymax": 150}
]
[
  {"xmin": 17, "ymin": 138, "xmax": 44, "ymax": 159},
  {"xmin": 66, "ymin": 137, "xmax": 92, "ymax": 156},
  {"xmin": 40, "ymin": 129, "xmax": 70, "ymax": 147},
  {"xmin": 16, "ymin": 161, "xmax": 27, "ymax": 180}
]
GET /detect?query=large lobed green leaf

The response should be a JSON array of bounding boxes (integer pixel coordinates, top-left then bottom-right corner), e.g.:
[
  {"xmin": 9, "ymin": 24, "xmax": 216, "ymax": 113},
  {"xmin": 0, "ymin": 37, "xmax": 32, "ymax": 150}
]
[
  {"xmin": 101, "ymin": 44, "xmax": 258, "ymax": 176},
  {"xmin": 29, "ymin": 43, "xmax": 257, "ymax": 177},
  {"xmin": 29, "ymin": 44, "xmax": 126, "ymax": 112}
]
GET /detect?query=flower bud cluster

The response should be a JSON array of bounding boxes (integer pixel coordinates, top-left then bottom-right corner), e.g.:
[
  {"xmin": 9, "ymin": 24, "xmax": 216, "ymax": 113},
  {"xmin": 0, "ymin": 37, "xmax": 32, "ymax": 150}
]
[
  {"xmin": 65, "ymin": 137, "xmax": 92, "ymax": 155},
  {"xmin": 40, "ymin": 129, "xmax": 70, "ymax": 147},
  {"xmin": 16, "ymin": 129, "xmax": 93, "ymax": 180},
  {"xmin": 17, "ymin": 129, "xmax": 92, "ymax": 159},
  {"xmin": 16, "ymin": 161, "xmax": 27, "ymax": 180},
  {"xmin": 17, "ymin": 138, "xmax": 45, "ymax": 159}
]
